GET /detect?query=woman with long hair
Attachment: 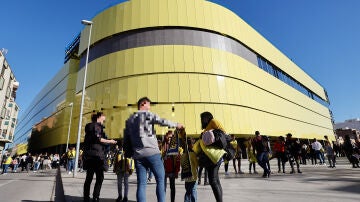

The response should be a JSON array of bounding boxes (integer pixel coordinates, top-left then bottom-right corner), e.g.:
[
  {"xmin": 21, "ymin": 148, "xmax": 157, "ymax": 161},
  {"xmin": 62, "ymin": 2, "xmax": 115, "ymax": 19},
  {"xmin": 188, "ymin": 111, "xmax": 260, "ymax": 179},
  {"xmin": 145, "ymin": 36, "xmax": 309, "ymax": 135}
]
[{"xmin": 193, "ymin": 112, "xmax": 226, "ymax": 202}]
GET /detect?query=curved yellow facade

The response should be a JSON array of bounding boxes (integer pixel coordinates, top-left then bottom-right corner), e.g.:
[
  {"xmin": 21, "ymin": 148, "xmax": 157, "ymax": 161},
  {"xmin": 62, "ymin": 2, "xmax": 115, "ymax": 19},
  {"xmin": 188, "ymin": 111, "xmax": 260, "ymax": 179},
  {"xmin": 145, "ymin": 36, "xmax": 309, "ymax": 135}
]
[
  {"xmin": 14, "ymin": 0, "xmax": 334, "ymax": 153},
  {"xmin": 76, "ymin": 0, "xmax": 333, "ymax": 140}
]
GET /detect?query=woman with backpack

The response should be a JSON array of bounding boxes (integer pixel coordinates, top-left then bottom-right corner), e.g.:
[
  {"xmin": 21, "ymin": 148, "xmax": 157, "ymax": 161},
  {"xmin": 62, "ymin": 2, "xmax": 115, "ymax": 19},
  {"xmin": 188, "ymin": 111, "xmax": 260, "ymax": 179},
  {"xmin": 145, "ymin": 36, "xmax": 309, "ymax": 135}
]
[{"xmin": 193, "ymin": 111, "xmax": 227, "ymax": 202}]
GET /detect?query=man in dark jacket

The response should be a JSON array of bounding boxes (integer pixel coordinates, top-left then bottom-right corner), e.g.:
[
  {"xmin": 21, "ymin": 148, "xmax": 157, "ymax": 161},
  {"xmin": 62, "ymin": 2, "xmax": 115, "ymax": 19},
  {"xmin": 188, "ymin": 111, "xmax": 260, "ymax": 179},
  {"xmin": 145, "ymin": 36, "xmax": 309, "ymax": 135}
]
[
  {"xmin": 83, "ymin": 112, "xmax": 117, "ymax": 202},
  {"xmin": 252, "ymin": 131, "xmax": 271, "ymax": 178},
  {"xmin": 285, "ymin": 133, "xmax": 302, "ymax": 174}
]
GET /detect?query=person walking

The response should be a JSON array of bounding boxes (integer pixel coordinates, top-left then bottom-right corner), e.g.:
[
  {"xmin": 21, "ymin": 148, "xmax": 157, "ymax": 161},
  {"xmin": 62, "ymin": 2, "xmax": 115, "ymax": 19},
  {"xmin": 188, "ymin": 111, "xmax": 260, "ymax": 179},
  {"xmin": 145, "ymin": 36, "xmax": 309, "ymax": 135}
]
[
  {"xmin": 285, "ymin": 133, "xmax": 302, "ymax": 174},
  {"xmin": 230, "ymin": 134, "xmax": 244, "ymax": 174},
  {"xmin": 83, "ymin": 112, "xmax": 117, "ymax": 202},
  {"xmin": 311, "ymin": 138, "xmax": 325, "ymax": 165},
  {"xmin": 247, "ymin": 139, "xmax": 258, "ymax": 174},
  {"xmin": 123, "ymin": 97, "xmax": 183, "ymax": 202},
  {"xmin": 11, "ymin": 156, "xmax": 19, "ymax": 172},
  {"xmin": 252, "ymin": 131, "xmax": 271, "ymax": 178},
  {"xmin": 1, "ymin": 153, "xmax": 12, "ymax": 174},
  {"xmin": 113, "ymin": 144, "xmax": 134, "ymax": 202},
  {"xmin": 25, "ymin": 153, "xmax": 33, "ymax": 173},
  {"xmin": 274, "ymin": 136, "xmax": 286, "ymax": 173},
  {"xmin": 181, "ymin": 137, "xmax": 198, "ymax": 202},
  {"xmin": 193, "ymin": 112, "xmax": 226, "ymax": 202},
  {"xmin": 324, "ymin": 141, "xmax": 336, "ymax": 168},
  {"xmin": 162, "ymin": 130, "xmax": 181, "ymax": 202},
  {"xmin": 67, "ymin": 147, "xmax": 76, "ymax": 174},
  {"xmin": 343, "ymin": 135, "xmax": 359, "ymax": 168}
]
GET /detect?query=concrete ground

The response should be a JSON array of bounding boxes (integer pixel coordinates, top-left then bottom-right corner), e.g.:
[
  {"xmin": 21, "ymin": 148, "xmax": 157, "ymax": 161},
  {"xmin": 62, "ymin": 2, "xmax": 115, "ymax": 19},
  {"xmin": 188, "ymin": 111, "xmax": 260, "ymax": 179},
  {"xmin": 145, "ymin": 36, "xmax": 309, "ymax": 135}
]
[{"xmin": 0, "ymin": 157, "xmax": 359, "ymax": 202}]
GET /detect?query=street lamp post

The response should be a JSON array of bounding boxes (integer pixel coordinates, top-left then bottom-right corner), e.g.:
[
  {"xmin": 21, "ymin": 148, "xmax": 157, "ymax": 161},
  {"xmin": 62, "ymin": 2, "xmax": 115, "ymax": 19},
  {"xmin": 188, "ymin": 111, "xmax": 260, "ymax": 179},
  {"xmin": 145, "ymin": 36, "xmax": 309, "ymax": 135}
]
[
  {"xmin": 65, "ymin": 102, "xmax": 74, "ymax": 152},
  {"xmin": 74, "ymin": 19, "xmax": 93, "ymax": 178}
]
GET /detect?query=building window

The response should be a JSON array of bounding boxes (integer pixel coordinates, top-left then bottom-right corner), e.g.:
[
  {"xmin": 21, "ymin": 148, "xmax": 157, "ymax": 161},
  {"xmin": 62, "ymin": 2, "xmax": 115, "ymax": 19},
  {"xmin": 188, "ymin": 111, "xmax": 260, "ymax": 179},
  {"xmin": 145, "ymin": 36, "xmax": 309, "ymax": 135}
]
[
  {"xmin": 5, "ymin": 86, "xmax": 11, "ymax": 98},
  {"xmin": 4, "ymin": 121, "xmax": 9, "ymax": 125},
  {"xmin": 0, "ymin": 107, "xmax": 6, "ymax": 119},
  {"xmin": 0, "ymin": 76, "xmax": 4, "ymax": 90}
]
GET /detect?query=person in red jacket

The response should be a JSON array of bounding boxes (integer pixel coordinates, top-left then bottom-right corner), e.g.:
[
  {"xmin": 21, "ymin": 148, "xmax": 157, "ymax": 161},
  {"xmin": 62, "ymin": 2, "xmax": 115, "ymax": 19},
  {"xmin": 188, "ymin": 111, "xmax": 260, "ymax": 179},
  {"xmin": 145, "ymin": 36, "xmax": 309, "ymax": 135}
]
[
  {"xmin": 162, "ymin": 130, "xmax": 181, "ymax": 202},
  {"xmin": 274, "ymin": 136, "xmax": 286, "ymax": 173}
]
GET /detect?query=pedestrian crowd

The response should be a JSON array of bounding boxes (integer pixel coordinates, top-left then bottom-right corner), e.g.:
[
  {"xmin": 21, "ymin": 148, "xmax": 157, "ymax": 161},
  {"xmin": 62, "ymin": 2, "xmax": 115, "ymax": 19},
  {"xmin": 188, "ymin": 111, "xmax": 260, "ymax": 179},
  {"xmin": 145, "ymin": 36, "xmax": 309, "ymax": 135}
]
[{"xmin": 2, "ymin": 97, "xmax": 360, "ymax": 202}]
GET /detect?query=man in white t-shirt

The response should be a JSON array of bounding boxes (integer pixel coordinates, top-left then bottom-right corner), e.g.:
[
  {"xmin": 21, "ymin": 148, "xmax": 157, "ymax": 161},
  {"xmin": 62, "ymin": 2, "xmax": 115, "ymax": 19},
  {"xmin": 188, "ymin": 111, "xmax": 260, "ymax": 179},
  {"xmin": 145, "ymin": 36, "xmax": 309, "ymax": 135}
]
[{"xmin": 311, "ymin": 139, "xmax": 324, "ymax": 165}]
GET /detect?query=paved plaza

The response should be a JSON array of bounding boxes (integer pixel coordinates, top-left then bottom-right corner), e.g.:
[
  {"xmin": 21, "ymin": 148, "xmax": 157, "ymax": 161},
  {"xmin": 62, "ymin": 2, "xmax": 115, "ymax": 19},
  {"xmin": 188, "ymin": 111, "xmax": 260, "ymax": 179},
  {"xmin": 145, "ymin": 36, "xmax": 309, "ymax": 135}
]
[{"xmin": 0, "ymin": 157, "xmax": 359, "ymax": 202}]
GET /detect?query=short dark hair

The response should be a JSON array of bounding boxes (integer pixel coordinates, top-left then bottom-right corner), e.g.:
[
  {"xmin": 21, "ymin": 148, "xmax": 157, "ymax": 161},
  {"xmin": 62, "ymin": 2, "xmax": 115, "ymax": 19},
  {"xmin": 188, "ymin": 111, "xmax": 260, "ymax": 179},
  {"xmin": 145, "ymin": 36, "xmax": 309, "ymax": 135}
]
[
  {"xmin": 91, "ymin": 111, "xmax": 104, "ymax": 122},
  {"xmin": 137, "ymin": 97, "xmax": 151, "ymax": 109},
  {"xmin": 255, "ymin": 131, "xmax": 260, "ymax": 135}
]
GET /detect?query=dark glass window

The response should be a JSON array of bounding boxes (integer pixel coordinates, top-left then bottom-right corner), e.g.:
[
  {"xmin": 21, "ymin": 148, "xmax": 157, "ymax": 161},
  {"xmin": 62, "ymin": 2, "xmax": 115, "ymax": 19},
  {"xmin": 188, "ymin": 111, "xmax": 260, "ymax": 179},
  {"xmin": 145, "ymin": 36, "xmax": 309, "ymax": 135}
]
[{"xmin": 77, "ymin": 26, "xmax": 328, "ymax": 107}]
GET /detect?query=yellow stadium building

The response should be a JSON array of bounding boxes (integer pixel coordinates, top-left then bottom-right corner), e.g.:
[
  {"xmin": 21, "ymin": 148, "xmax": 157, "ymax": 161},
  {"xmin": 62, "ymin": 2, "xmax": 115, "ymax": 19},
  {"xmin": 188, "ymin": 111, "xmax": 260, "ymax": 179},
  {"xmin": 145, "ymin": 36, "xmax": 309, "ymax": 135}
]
[{"xmin": 12, "ymin": 0, "xmax": 334, "ymax": 154}]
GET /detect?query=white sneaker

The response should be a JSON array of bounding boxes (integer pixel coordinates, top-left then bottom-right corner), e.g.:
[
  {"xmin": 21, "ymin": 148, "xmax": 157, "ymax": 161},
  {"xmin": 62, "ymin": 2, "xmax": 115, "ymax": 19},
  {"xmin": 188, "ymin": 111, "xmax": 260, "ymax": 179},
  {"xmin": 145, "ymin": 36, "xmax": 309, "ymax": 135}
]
[
  {"xmin": 68, "ymin": 171, "xmax": 72, "ymax": 174},
  {"xmin": 225, "ymin": 172, "xmax": 229, "ymax": 176}
]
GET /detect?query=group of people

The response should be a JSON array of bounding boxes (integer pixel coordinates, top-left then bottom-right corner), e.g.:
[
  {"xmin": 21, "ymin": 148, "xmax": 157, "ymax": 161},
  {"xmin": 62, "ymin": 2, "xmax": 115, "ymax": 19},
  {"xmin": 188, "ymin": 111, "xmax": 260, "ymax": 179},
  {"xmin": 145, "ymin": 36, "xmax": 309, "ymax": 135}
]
[
  {"xmin": 79, "ymin": 96, "xmax": 358, "ymax": 202},
  {"xmin": 81, "ymin": 97, "xmax": 224, "ymax": 202},
  {"xmin": 0, "ymin": 152, "xmax": 60, "ymax": 174}
]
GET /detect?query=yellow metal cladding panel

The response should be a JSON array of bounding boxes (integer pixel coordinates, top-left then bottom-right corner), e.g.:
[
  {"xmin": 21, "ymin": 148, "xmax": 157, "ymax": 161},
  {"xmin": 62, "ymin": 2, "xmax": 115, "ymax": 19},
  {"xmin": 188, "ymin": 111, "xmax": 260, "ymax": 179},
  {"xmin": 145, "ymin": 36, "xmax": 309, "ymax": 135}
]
[
  {"xmin": 188, "ymin": 74, "xmax": 201, "ymax": 101},
  {"xmin": 157, "ymin": 74, "xmax": 169, "ymax": 102},
  {"xmin": 76, "ymin": 43, "xmax": 331, "ymax": 138},
  {"xmin": 78, "ymin": 0, "xmax": 326, "ymax": 100}
]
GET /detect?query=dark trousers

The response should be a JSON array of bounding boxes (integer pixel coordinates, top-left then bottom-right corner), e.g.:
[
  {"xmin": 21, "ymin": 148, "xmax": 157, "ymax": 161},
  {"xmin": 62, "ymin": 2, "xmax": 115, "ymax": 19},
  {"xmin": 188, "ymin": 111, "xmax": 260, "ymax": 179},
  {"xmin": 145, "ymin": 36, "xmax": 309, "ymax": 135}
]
[
  {"xmin": 198, "ymin": 166, "xmax": 208, "ymax": 183},
  {"xmin": 206, "ymin": 161, "xmax": 222, "ymax": 202},
  {"xmin": 84, "ymin": 158, "xmax": 104, "ymax": 199},
  {"xmin": 165, "ymin": 176, "xmax": 176, "ymax": 202}
]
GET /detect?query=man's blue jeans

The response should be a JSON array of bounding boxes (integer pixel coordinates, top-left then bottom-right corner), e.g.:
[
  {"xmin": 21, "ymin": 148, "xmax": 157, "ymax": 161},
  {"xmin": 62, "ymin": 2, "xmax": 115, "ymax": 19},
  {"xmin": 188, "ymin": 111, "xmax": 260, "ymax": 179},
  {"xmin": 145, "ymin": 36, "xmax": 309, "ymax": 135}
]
[
  {"xmin": 256, "ymin": 152, "xmax": 270, "ymax": 174},
  {"xmin": 135, "ymin": 153, "xmax": 165, "ymax": 202},
  {"xmin": 315, "ymin": 150, "xmax": 324, "ymax": 164}
]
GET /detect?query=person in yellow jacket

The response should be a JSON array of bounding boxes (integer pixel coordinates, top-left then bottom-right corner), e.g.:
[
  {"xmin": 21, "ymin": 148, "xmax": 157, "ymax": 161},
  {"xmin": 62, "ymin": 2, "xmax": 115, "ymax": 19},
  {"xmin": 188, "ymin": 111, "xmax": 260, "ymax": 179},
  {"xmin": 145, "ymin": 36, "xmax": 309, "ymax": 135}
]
[
  {"xmin": 230, "ymin": 134, "xmax": 244, "ymax": 174},
  {"xmin": 1, "ymin": 153, "xmax": 12, "ymax": 174},
  {"xmin": 193, "ymin": 111, "xmax": 226, "ymax": 202},
  {"xmin": 67, "ymin": 147, "xmax": 76, "ymax": 174},
  {"xmin": 113, "ymin": 146, "xmax": 134, "ymax": 202}
]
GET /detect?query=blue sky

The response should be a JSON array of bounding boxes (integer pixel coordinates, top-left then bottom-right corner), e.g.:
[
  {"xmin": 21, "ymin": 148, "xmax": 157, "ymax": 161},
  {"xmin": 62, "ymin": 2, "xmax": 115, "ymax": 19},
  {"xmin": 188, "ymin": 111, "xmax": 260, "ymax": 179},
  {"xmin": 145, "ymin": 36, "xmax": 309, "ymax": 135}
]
[{"xmin": 1, "ymin": 0, "xmax": 359, "ymax": 123}]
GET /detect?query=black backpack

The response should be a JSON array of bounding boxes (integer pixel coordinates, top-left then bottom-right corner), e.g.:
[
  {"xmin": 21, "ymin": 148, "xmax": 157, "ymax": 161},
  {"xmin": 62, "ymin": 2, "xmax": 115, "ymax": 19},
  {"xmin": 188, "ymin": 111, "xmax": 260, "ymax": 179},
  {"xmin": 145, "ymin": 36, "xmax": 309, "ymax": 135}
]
[{"xmin": 210, "ymin": 129, "xmax": 235, "ymax": 161}]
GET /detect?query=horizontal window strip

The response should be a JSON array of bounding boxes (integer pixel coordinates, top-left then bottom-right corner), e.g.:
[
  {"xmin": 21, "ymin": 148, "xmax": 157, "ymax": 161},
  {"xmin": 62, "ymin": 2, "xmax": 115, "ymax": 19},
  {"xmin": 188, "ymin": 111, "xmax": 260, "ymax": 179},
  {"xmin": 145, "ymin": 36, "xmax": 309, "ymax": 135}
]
[{"xmin": 78, "ymin": 26, "xmax": 328, "ymax": 108}]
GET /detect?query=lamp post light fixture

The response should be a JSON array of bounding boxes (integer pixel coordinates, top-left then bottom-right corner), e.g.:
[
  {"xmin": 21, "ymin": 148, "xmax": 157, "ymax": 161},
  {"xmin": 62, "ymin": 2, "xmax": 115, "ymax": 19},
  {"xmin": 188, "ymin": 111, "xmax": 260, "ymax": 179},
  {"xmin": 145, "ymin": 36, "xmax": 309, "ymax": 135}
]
[
  {"xmin": 65, "ymin": 102, "xmax": 74, "ymax": 152},
  {"xmin": 74, "ymin": 19, "xmax": 93, "ymax": 178}
]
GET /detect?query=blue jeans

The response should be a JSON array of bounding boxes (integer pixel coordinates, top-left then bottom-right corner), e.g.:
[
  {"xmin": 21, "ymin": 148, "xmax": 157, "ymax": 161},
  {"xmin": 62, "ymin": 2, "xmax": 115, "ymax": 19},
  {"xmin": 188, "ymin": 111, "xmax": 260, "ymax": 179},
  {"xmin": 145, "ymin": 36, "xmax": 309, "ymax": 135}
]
[
  {"xmin": 184, "ymin": 181, "xmax": 197, "ymax": 202},
  {"xmin": 256, "ymin": 152, "xmax": 270, "ymax": 174},
  {"xmin": 315, "ymin": 150, "xmax": 324, "ymax": 164},
  {"xmin": 13, "ymin": 164, "xmax": 18, "ymax": 172},
  {"xmin": 34, "ymin": 162, "xmax": 40, "ymax": 171},
  {"xmin": 135, "ymin": 154, "xmax": 165, "ymax": 202},
  {"xmin": 2, "ymin": 164, "xmax": 10, "ymax": 173},
  {"xmin": 68, "ymin": 159, "xmax": 75, "ymax": 172}
]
